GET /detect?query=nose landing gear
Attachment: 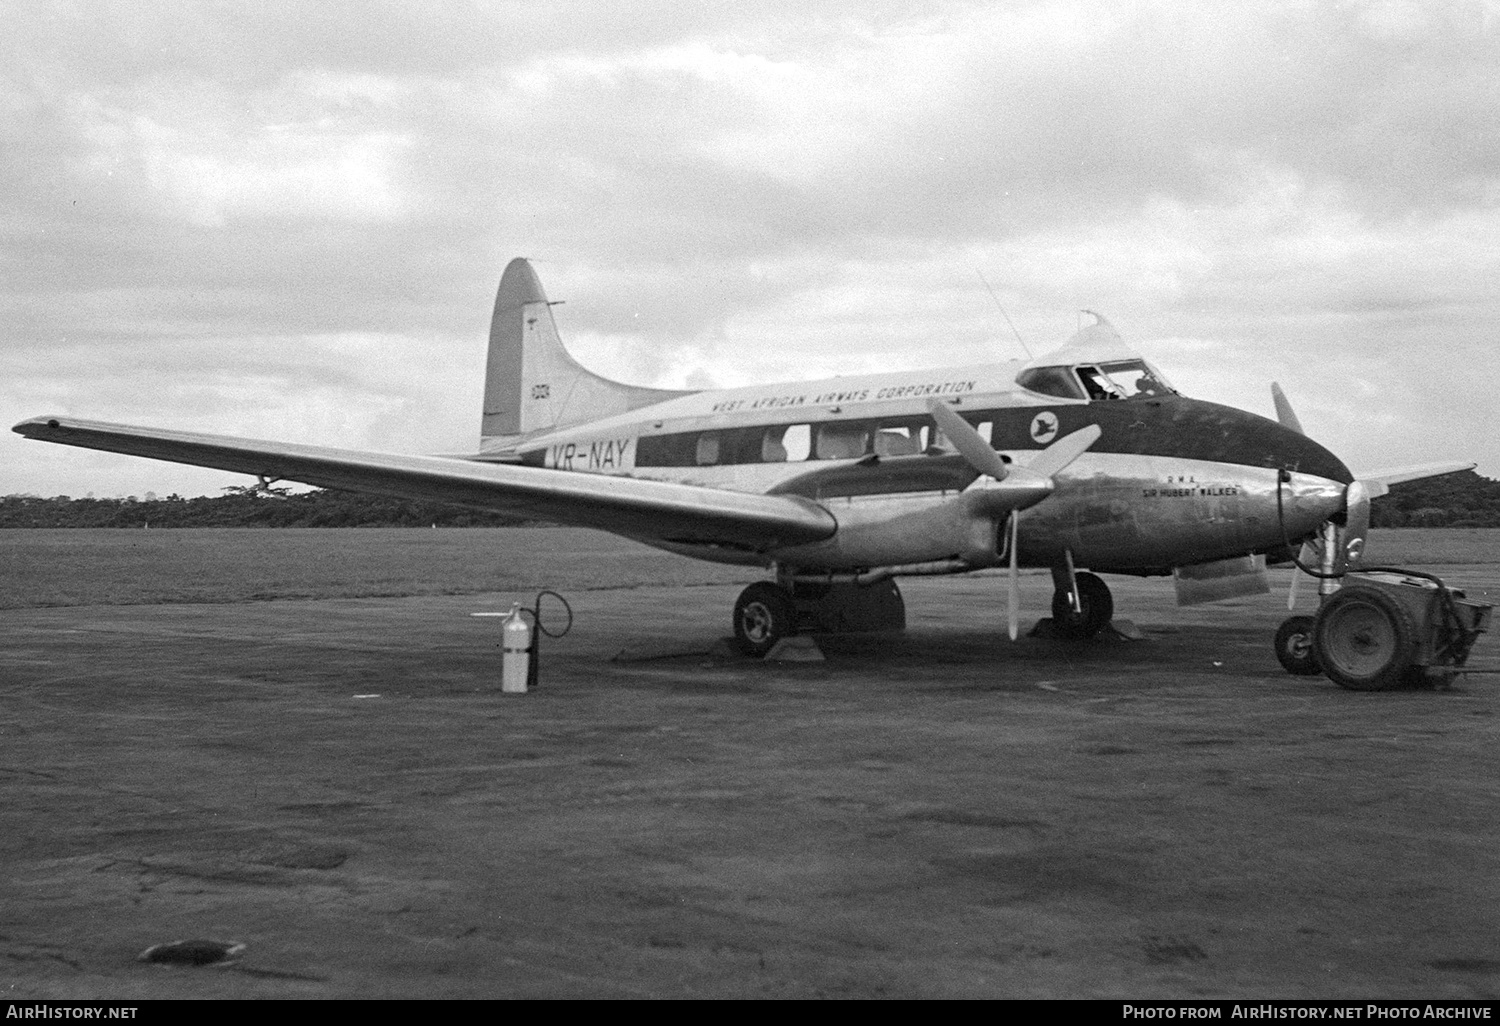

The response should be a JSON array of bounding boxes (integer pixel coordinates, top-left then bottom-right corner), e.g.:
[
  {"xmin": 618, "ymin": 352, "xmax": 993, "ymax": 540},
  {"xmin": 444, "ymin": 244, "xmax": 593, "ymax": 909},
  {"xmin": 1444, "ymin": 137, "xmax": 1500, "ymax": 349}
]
[{"xmin": 1049, "ymin": 569, "xmax": 1114, "ymax": 639}]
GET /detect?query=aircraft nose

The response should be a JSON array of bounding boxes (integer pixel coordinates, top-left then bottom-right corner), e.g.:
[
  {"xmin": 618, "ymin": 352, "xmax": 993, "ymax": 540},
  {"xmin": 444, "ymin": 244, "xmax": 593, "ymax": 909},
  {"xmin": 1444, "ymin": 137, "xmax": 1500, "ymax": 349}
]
[{"xmin": 1282, "ymin": 473, "xmax": 1347, "ymax": 534}]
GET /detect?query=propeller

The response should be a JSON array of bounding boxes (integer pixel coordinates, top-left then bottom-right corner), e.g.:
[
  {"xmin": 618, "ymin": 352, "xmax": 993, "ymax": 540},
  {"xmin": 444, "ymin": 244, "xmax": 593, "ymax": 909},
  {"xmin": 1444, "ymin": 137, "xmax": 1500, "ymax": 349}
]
[
  {"xmin": 1270, "ymin": 382, "xmax": 1304, "ymax": 435},
  {"xmin": 1007, "ymin": 510, "xmax": 1020, "ymax": 640},
  {"xmin": 927, "ymin": 399, "xmax": 1101, "ymax": 639},
  {"xmin": 1273, "ymin": 384, "xmax": 1379, "ymax": 606},
  {"xmin": 1286, "ymin": 539, "xmax": 1319, "ymax": 610}
]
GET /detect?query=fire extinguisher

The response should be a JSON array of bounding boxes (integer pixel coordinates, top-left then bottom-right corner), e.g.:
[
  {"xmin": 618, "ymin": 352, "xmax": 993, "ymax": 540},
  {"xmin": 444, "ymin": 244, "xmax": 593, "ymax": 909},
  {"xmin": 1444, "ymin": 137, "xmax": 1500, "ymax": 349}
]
[
  {"xmin": 501, "ymin": 604, "xmax": 532, "ymax": 693},
  {"xmin": 498, "ymin": 591, "xmax": 573, "ymax": 694}
]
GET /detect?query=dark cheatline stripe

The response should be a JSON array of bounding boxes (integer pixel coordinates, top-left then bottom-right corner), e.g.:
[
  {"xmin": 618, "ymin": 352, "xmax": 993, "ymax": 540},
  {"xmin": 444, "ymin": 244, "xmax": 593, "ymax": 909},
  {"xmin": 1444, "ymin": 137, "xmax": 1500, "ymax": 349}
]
[{"xmin": 990, "ymin": 397, "xmax": 1352, "ymax": 482}]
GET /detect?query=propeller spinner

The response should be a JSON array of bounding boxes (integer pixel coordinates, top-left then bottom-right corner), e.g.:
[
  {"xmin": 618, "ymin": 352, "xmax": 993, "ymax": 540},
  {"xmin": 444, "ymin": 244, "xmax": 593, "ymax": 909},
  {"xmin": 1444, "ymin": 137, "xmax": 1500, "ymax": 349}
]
[{"xmin": 1273, "ymin": 384, "xmax": 1380, "ymax": 604}]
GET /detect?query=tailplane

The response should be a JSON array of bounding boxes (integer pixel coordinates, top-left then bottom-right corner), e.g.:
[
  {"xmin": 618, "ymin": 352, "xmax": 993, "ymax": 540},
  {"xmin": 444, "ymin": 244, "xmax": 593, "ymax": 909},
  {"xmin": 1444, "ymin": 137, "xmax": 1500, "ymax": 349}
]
[{"xmin": 481, "ymin": 258, "xmax": 691, "ymax": 444}]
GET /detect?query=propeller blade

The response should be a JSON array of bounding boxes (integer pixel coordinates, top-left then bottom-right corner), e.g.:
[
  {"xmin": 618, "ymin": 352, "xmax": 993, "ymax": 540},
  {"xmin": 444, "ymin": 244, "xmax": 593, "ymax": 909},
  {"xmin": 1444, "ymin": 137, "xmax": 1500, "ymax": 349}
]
[
  {"xmin": 1342, "ymin": 480, "xmax": 1372, "ymax": 571},
  {"xmin": 926, "ymin": 399, "xmax": 1008, "ymax": 480},
  {"xmin": 1007, "ymin": 512, "xmax": 1020, "ymax": 641},
  {"xmin": 1270, "ymin": 383, "xmax": 1304, "ymax": 435},
  {"xmin": 1287, "ymin": 541, "xmax": 1317, "ymax": 610},
  {"xmin": 1024, "ymin": 423, "xmax": 1102, "ymax": 480}
]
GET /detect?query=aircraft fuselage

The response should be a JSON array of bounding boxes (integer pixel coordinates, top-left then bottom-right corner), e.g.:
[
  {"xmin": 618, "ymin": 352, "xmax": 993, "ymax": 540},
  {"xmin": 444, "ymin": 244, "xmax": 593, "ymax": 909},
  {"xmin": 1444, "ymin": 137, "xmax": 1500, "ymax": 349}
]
[{"xmin": 489, "ymin": 361, "xmax": 1352, "ymax": 576}]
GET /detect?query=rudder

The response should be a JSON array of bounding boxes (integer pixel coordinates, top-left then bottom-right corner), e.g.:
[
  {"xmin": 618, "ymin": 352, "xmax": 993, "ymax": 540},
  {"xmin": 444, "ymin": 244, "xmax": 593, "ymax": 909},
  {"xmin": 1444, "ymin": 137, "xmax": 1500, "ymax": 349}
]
[{"xmin": 481, "ymin": 258, "xmax": 690, "ymax": 443}]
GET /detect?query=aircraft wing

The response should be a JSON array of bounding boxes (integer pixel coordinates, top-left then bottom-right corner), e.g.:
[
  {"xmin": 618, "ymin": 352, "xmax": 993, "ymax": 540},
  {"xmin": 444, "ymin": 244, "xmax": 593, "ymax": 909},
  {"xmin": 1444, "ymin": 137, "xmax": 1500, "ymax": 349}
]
[
  {"xmin": 11, "ymin": 416, "xmax": 837, "ymax": 551},
  {"xmin": 1352, "ymin": 460, "xmax": 1477, "ymax": 500}
]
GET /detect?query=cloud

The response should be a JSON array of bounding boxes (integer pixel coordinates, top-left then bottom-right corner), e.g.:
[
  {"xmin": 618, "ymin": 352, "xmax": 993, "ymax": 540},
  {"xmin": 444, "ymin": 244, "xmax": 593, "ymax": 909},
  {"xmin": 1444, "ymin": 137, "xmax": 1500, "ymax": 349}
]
[{"xmin": 3, "ymin": 0, "xmax": 1499, "ymax": 498}]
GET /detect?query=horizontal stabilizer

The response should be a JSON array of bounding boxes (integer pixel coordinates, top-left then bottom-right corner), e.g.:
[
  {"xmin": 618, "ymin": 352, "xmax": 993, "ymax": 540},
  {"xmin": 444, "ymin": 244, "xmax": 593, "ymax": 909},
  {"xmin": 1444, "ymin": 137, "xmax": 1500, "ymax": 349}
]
[
  {"xmin": 1352, "ymin": 461, "xmax": 1476, "ymax": 496},
  {"xmin": 12, "ymin": 415, "xmax": 835, "ymax": 552}
]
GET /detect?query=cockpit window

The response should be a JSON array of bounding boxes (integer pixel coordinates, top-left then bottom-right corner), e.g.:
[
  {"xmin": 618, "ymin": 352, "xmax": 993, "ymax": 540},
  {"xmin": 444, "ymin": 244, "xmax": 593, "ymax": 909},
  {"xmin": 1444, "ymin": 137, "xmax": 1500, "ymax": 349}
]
[
  {"xmin": 1096, "ymin": 359, "xmax": 1177, "ymax": 398},
  {"xmin": 1076, "ymin": 365, "xmax": 1123, "ymax": 401},
  {"xmin": 1015, "ymin": 366, "xmax": 1087, "ymax": 400},
  {"xmin": 1018, "ymin": 359, "xmax": 1180, "ymax": 402},
  {"xmin": 1072, "ymin": 360, "xmax": 1179, "ymax": 401}
]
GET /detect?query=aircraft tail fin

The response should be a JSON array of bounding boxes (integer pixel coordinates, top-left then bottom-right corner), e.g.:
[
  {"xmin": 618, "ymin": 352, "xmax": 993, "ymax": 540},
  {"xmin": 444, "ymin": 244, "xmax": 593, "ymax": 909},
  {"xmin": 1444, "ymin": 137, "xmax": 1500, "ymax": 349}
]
[{"xmin": 481, "ymin": 258, "xmax": 692, "ymax": 443}]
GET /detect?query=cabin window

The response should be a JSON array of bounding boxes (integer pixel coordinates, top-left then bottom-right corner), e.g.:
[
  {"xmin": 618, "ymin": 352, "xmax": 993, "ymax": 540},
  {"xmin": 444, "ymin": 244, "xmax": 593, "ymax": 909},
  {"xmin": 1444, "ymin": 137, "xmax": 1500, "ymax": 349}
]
[
  {"xmin": 783, "ymin": 424, "xmax": 811, "ymax": 461},
  {"xmin": 1016, "ymin": 366, "xmax": 1087, "ymax": 400},
  {"xmin": 927, "ymin": 417, "xmax": 990, "ymax": 452},
  {"xmin": 815, "ymin": 423, "xmax": 869, "ymax": 460},
  {"xmin": 873, "ymin": 428, "xmax": 918, "ymax": 457},
  {"xmin": 760, "ymin": 428, "xmax": 787, "ymax": 462},
  {"xmin": 695, "ymin": 432, "xmax": 720, "ymax": 466},
  {"xmin": 872, "ymin": 420, "xmax": 923, "ymax": 457}
]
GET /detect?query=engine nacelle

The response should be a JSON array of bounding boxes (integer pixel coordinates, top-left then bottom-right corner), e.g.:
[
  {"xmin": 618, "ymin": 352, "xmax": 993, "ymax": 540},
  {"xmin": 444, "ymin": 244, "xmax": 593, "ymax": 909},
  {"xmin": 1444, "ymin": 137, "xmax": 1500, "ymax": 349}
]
[{"xmin": 770, "ymin": 492, "xmax": 1005, "ymax": 571}]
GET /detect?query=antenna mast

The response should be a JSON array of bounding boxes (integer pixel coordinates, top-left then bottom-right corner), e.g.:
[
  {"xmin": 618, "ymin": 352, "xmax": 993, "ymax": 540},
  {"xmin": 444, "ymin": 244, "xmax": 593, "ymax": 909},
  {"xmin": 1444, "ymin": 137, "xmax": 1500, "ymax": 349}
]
[{"xmin": 976, "ymin": 269, "xmax": 1033, "ymax": 360}]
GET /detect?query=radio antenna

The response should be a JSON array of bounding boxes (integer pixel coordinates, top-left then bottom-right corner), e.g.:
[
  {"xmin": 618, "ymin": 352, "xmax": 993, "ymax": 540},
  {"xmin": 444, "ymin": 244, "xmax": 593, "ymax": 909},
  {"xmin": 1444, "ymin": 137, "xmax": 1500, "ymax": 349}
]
[{"xmin": 976, "ymin": 269, "xmax": 1032, "ymax": 360}]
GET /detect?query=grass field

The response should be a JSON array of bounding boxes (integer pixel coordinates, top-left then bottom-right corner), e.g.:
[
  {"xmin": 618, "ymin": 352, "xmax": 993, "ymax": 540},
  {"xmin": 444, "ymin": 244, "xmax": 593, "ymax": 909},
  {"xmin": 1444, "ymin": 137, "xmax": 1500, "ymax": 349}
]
[
  {"xmin": 0, "ymin": 528, "xmax": 756, "ymax": 609},
  {"xmin": 1, "ymin": 526, "xmax": 1495, "ymax": 610}
]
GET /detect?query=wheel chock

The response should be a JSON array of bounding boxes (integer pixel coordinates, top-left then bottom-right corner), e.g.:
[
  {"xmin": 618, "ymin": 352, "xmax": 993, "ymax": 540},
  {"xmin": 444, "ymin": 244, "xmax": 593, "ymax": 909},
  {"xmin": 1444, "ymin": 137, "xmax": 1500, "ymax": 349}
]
[{"xmin": 765, "ymin": 636, "xmax": 825, "ymax": 662}]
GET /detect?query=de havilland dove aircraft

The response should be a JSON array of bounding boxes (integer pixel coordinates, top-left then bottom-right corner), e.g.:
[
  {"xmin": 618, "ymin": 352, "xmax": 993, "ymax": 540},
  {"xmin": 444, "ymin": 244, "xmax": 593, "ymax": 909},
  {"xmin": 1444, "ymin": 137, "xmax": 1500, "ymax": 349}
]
[{"xmin": 14, "ymin": 258, "xmax": 1474, "ymax": 657}]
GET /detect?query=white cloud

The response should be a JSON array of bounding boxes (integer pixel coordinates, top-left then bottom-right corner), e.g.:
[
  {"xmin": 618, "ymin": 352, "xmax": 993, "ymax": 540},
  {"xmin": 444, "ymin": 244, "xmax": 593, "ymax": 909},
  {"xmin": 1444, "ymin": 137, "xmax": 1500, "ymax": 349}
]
[{"xmin": 3, "ymin": 0, "xmax": 1500, "ymax": 497}]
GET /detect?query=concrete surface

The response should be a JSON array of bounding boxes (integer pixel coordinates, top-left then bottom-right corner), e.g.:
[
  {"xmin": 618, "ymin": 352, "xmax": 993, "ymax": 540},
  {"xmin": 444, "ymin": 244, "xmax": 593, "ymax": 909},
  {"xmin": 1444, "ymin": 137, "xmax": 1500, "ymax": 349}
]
[{"xmin": 2, "ymin": 571, "xmax": 1498, "ymax": 999}]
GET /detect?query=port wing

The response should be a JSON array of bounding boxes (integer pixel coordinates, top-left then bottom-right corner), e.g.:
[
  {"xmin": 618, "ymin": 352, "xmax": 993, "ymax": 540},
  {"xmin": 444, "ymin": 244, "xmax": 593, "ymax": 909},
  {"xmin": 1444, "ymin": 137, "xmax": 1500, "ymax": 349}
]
[{"xmin": 12, "ymin": 416, "xmax": 837, "ymax": 551}]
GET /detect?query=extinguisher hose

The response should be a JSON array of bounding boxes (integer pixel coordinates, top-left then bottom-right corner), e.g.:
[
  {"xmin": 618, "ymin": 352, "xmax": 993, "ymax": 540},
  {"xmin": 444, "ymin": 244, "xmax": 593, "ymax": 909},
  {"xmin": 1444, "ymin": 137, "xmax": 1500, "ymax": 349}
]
[{"xmin": 531, "ymin": 589, "xmax": 574, "ymax": 638}]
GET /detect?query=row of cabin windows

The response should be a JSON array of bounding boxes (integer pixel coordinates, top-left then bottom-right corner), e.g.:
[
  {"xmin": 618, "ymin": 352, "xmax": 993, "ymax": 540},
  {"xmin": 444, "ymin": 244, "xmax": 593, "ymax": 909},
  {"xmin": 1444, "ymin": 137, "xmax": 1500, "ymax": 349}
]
[{"xmin": 635, "ymin": 416, "xmax": 995, "ymax": 468}]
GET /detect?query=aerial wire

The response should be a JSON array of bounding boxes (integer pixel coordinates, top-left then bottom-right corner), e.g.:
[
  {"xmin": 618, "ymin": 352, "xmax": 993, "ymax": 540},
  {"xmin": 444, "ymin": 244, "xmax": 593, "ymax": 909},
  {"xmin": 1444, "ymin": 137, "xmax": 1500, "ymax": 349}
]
[{"xmin": 976, "ymin": 269, "xmax": 1032, "ymax": 360}]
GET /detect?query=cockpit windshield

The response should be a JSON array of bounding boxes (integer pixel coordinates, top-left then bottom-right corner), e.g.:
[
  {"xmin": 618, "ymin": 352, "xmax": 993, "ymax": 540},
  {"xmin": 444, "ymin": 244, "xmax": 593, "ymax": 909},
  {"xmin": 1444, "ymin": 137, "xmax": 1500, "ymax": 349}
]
[
  {"xmin": 1017, "ymin": 359, "xmax": 1178, "ymax": 402},
  {"xmin": 1094, "ymin": 359, "xmax": 1177, "ymax": 399}
]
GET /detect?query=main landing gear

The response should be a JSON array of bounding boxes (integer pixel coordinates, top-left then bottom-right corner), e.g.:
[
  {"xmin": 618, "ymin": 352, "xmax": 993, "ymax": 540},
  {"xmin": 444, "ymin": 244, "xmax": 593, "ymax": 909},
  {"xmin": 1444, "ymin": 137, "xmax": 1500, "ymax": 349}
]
[
  {"xmin": 731, "ymin": 577, "xmax": 907, "ymax": 656},
  {"xmin": 731, "ymin": 568, "xmax": 1121, "ymax": 655},
  {"xmin": 733, "ymin": 582, "xmax": 797, "ymax": 657}
]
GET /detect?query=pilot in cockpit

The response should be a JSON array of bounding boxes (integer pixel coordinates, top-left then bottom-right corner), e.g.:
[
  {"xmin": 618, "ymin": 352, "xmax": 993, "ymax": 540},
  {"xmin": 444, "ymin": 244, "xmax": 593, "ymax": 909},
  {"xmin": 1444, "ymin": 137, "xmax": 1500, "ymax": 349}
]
[{"xmin": 1077, "ymin": 367, "xmax": 1123, "ymax": 401}]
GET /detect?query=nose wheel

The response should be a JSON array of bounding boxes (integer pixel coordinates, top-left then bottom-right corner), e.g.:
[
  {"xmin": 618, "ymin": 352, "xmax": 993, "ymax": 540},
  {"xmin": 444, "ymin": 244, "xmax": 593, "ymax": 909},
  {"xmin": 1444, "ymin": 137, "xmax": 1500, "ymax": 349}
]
[{"xmin": 1050, "ymin": 571, "xmax": 1113, "ymax": 639}]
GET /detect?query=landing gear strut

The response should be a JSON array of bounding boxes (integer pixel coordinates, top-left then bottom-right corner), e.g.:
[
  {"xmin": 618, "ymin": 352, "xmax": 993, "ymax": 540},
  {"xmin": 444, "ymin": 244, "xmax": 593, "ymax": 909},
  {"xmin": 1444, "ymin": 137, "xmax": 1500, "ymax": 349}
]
[{"xmin": 1049, "ymin": 570, "xmax": 1114, "ymax": 639}]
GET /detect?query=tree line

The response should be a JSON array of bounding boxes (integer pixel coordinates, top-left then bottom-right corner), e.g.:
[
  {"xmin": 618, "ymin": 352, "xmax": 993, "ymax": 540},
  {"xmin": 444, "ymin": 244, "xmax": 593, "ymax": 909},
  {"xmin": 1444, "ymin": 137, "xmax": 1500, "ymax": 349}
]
[
  {"xmin": 1369, "ymin": 469, "xmax": 1500, "ymax": 528},
  {"xmin": 0, "ymin": 488, "xmax": 531, "ymax": 528},
  {"xmin": 3, "ymin": 468, "xmax": 1497, "ymax": 528}
]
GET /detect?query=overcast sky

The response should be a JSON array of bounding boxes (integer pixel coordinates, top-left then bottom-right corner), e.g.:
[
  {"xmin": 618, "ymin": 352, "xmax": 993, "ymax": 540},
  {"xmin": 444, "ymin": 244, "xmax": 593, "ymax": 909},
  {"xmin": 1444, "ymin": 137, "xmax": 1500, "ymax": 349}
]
[{"xmin": 4, "ymin": 0, "xmax": 1498, "ymax": 498}]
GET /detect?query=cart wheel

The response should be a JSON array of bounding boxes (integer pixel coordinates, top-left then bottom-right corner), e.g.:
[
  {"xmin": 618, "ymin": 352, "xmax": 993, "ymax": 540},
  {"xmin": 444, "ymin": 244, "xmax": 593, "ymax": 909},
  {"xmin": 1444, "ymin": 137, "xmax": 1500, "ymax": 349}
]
[
  {"xmin": 1274, "ymin": 615, "xmax": 1322, "ymax": 676},
  {"xmin": 1313, "ymin": 586, "xmax": 1417, "ymax": 691}
]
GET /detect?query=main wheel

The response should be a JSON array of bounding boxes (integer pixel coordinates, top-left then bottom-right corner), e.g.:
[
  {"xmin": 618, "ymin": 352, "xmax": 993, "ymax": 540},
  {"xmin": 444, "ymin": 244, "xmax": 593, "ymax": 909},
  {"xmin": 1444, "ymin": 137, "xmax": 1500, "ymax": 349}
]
[
  {"xmin": 732, "ymin": 582, "xmax": 797, "ymax": 657},
  {"xmin": 1274, "ymin": 615, "xmax": 1322, "ymax": 675},
  {"xmin": 1050, "ymin": 571, "xmax": 1114, "ymax": 639},
  {"xmin": 1312, "ymin": 586, "xmax": 1417, "ymax": 691}
]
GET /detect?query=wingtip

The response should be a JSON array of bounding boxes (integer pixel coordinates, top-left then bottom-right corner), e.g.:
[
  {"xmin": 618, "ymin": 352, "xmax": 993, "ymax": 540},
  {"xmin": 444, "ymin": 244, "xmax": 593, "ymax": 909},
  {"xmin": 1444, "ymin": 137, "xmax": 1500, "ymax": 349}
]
[{"xmin": 12, "ymin": 415, "xmax": 64, "ymax": 437}]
